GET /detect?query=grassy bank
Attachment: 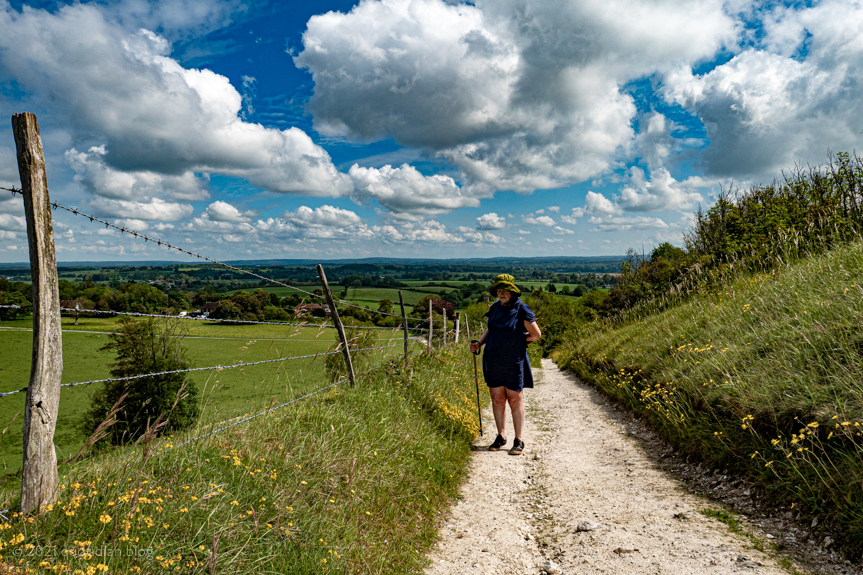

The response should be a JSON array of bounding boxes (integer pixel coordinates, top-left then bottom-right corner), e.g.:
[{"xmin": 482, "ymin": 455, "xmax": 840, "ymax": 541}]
[
  {"xmin": 0, "ymin": 346, "xmax": 482, "ymax": 574},
  {"xmin": 553, "ymin": 240, "xmax": 863, "ymax": 557}
]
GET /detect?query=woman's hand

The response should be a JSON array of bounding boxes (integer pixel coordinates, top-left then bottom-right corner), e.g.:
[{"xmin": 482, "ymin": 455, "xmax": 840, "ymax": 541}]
[
  {"xmin": 525, "ymin": 320, "xmax": 541, "ymax": 343},
  {"xmin": 470, "ymin": 330, "xmax": 489, "ymax": 354}
]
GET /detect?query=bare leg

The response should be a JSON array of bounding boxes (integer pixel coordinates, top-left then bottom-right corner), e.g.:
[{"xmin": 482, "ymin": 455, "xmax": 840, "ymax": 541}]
[
  {"xmin": 506, "ymin": 389, "xmax": 525, "ymax": 440},
  {"xmin": 489, "ymin": 386, "xmax": 508, "ymax": 438}
]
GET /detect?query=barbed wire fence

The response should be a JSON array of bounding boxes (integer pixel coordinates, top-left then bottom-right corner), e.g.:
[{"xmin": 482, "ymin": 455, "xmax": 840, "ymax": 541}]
[{"xmin": 1, "ymin": 113, "xmax": 469, "ymax": 513}]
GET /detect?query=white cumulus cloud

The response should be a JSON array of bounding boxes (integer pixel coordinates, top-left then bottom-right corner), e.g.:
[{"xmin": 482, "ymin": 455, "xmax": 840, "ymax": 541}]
[
  {"xmin": 522, "ymin": 214, "xmax": 555, "ymax": 227},
  {"xmin": 88, "ymin": 197, "xmax": 193, "ymax": 221},
  {"xmin": 297, "ymin": 0, "xmax": 738, "ymax": 192},
  {"xmin": 0, "ymin": 4, "xmax": 352, "ymax": 197},
  {"xmin": 663, "ymin": 0, "xmax": 863, "ymax": 179},
  {"xmin": 476, "ymin": 212, "xmax": 506, "ymax": 230},
  {"xmin": 349, "ymin": 164, "xmax": 481, "ymax": 214},
  {"xmin": 205, "ymin": 201, "xmax": 256, "ymax": 223},
  {"xmin": 615, "ymin": 167, "xmax": 707, "ymax": 212},
  {"xmin": 283, "ymin": 205, "xmax": 363, "ymax": 229},
  {"xmin": 66, "ymin": 146, "xmax": 209, "ymax": 202},
  {"xmin": 588, "ymin": 215, "xmax": 670, "ymax": 232},
  {"xmin": 0, "ymin": 213, "xmax": 26, "ymax": 232}
]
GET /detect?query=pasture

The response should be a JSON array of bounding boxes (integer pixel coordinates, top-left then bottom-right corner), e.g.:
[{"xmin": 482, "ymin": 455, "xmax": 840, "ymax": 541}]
[{"xmin": 0, "ymin": 316, "xmax": 416, "ymax": 474}]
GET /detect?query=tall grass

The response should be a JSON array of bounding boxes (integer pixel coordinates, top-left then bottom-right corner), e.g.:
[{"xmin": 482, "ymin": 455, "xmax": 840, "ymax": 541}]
[
  {"xmin": 554, "ymin": 240, "xmax": 863, "ymax": 556},
  {"xmin": 0, "ymin": 345, "xmax": 483, "ymax": 574}
]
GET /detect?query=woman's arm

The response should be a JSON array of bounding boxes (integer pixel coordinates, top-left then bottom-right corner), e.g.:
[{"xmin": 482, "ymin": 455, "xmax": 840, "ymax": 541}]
[
  {"xmin": 525, "ymin": 320, "xmax": 541, "ymax": 343},
  {"xmin": 469, "ymin": 329, "xmax": 489, "ymax": 353}
]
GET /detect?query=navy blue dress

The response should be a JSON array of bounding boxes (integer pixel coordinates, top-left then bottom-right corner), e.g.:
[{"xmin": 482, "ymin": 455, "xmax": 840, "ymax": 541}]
[{"xmin": 482, "ymin": 297, "xmax": 536, "ymax": 391}]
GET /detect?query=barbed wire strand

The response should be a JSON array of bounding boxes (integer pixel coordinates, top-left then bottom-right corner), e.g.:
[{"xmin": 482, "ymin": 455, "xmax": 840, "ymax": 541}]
[
  {"xmin": 0, "ymin": 343, "xmax": 405, "ymax": 398},
  {"xmin": 0, "ymin": 304, "xmax": 429, "ymax": 332},
  {"xmin": 57, "ymin": 306, "xmax": 424, "ymax": 331},
  {"xmin": 0, "ymin": 186, "xmax": 430, "ymax": 324}
]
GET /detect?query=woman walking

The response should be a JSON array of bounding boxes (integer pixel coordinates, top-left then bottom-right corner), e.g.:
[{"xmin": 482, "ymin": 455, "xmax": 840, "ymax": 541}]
[{"xmin": 469, "ymin": 274, "xmax": 541, "ymax": 455}]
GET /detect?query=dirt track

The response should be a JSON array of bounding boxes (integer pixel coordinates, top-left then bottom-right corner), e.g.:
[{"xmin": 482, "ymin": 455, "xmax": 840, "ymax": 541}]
[{"xmin": 425, "ymin": 359, "xmax": 794, "ymax": 575}]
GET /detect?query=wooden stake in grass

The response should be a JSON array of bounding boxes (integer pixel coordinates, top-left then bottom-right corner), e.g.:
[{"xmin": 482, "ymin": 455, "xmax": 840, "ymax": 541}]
[
  {"xmin": 398, "ymin": 291, "xmax": 409, "ymax": 370},
  {"xmin": 464, "ymin": 313, "xmax": 471, "ymax": 340},
  {"xmin": 13, "ymin": 111, "xmax": 62, "ymax": 515},
  {"xmin": 317, "ymin": 264, "xmax": 355, "ymax": 386},
  {"xmin": 428, "ymin": 299, "xmax": 433, "ymax": 352},
  {"xmin": 454, "ymin": 314, "xmax": 460, "ymax": 344}
]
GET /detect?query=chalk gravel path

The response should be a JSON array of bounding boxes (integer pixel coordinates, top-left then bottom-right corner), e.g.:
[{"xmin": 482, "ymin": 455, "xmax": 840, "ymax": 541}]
[{"xmin": 426, "ymin": 359, "xmax": 788, "ymax": 575}]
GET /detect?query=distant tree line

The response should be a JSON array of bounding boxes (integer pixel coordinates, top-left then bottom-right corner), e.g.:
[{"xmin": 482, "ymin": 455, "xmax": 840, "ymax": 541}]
[{"xmin": 0, "ymin": 277, "xmax": 30, "ymax": 320}]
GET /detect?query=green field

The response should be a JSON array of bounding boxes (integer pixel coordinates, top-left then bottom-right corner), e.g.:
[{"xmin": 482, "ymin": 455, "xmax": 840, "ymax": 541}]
[
  {"xmin": 226, "ymin": 285, "xmax": 436, "ymax": 307},
  {"xmin": 402, "ymin": 279, "xmax": 587, "ymax": 290},
  {"xmin": 225, "ymin": 285, "xmax": 342, "ymax": 298},
  {"xmin": 220, "ymin": 281, "xmax": 590, "ymax": 314},
  {"xmin": 0, "ymin": 316, "xmax": 418, "ymax": 474},
  {"xmin": 340, "ymin": 287, "xmax": 431, "ymax": 306}
]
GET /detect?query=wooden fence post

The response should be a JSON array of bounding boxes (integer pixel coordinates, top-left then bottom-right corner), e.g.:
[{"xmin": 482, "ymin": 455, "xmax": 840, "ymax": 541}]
[
  {"xmin": 442, "ymin": 308, "xmax": 447, "ymax": 347},
  {"xmin": 13, "ymin": 112, "xmax": 62, "ymax": 515},
  {"xmin": 454, "ymin": 313, "xmax": 460, "ymax": 344},
  {"xmin": 427, "ymin": 300, "xmax": 433, "ymax": 352},
  {"xmin": 464, "ymin": 313, "xmax": 470, "ymax": 340},
  {"xmin": 398, "ymin": 291, "xmax": 409, "ymax": 370},
  {"xmin": 316, "ymin": 265, "xmax": 355, "ymax": 387}
]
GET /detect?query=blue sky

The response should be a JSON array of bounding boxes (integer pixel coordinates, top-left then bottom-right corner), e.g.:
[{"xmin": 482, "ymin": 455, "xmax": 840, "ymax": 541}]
[{"xmin": 0, "ymin": 0, "xmax": 861, "ymax": 262}]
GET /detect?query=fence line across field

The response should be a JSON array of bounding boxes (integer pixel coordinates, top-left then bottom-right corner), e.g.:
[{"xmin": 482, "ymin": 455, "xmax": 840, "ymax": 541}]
[
  {"xmin": 0, "ymin": 343, "xmax": 408, "ymax": 398},
  {"xmin": 1, "ymin": 185, "xmax": 426, "ymax": 326},
  {"xmin": 0, "ymin": 304, "xmax": 437, "ymax": 333},
  {"xmin": 55, "ymin": 306, "xmax": 426, "ymax": 331}
]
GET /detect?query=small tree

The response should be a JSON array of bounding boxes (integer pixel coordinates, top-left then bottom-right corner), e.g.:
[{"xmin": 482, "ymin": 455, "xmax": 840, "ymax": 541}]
[
  {"xmin": 377, "ymin": 299, "xmax": 394, "ymax": 314},
  {"xmin": 82, "ymin": 317, "xmax": 199, "ymax": 446},
  {"xmin": 412, "ymin": 294, "xmax": 437, "ymax": 315}
]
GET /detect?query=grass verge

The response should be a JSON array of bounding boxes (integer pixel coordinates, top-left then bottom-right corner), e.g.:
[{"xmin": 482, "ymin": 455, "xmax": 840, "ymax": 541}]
[
  {"xmin": 698, "ymin": 509, "xmax": 764, "ymax": 551},
  {"xmin": 0, "ymin": 346, "xmax": 482, "ymax": 574},
  {"xmin": 553, "ymin": 240, "xmax": 863, "ymax": 558}
]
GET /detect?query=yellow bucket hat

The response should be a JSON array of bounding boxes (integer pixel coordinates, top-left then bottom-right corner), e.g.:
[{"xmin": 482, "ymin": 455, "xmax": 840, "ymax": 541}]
[{"xmin": 489, "ymin": 274, "xmax": 521, "ymax": 297}]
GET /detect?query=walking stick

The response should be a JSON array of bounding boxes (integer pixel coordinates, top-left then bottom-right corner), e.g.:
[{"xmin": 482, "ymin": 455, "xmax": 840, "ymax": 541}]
[{"xmin": 470, "ymin": 340, "xmax": 483, "ymax": 436}]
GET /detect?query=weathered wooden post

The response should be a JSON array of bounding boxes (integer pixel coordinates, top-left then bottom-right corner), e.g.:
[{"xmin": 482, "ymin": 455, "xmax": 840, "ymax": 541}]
[
  {"xmin": 427, "ymin": 299, "xmax": 433, "ymax": 352},
  {"xmin": 454, "ymin": 313, "xmax": 460, "ymax": 344},
  {"xmin": 398, "ymin": 291, "xmax": 409, "ymax": 370},
  {"xmin": 464, "ymin": 312, "xmax": 470, "ymax": 340},
  {"xmin": 13, "ymin": 112, "xmax": 62, "ymax": 514},
  {"xmin": 442, "ymin": 308, "xmax": 447, "ymax": 346},
  {"xmin": 316, "ymin": 265, "xmax": 355, "ymax": 387}
]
